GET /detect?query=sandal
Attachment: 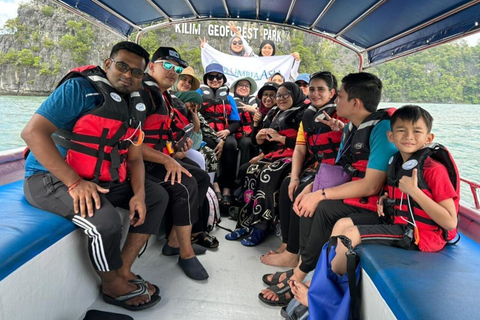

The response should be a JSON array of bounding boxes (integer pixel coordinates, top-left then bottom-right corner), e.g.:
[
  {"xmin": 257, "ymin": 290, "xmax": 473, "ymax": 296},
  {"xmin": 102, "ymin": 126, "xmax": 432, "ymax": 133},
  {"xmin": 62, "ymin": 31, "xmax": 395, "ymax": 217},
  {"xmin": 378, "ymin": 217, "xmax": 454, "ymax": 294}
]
[
  {"xmin": 225, "ymin": 227, "xmax": 251, "ymax": 240},
  {"xmin": 262, "ymin": 269, "xmax": 294, "ymax": 286},
  {"xmin": 103, "ymin": 283, "xmax": 161, "ymax": 311},
  {"xmin": 215, "ymin": 192, "xmax": 223, "ymax": 202},
  {"xmin": 241, "ymin": 227, "xmax": 267, "ymax": 246},
  {"xmin": 221, "ymin": 194, "xmax": 233, "ymax": 206},
  {"xmin": 258, "ymin": 278, "xmax": 293, "ymax": 307},
  {"xmin": 129, "ymin": 274, "xmax": 160, "ymax": 297},
  {"xmin": 191, "ymin": 232, "xmax": 219, "ymax": 249}
]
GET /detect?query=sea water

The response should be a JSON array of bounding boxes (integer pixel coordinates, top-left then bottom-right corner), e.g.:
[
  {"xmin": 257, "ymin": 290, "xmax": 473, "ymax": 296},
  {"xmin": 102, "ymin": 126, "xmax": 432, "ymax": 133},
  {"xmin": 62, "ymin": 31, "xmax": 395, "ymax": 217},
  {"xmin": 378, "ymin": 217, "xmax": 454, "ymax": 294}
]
[{"xmin": 0, "ymin": 96, "xmax": 479, "ymax": 205}]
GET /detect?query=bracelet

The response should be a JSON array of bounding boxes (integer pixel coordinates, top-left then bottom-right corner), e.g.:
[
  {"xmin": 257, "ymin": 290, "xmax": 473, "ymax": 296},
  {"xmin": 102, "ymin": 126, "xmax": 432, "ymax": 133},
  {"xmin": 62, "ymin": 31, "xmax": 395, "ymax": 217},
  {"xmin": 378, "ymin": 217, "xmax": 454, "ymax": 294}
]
[
  {"xmin": 321, "ymin": 188, "xmax": 327, "ymax": 199},
  {"xmin": 67, "ymin": 178, "xmax": 82, "ymax": 193},
  {"xmin": 291, "ymin": 178, "xmax": 300, "ymax": 181}
]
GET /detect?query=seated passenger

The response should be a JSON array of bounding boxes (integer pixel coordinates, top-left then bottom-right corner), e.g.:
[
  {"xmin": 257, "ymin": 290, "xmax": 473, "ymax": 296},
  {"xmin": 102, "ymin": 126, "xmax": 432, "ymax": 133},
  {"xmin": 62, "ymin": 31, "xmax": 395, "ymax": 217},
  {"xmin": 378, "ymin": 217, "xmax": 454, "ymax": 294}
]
[
  {"xmin": 259, "ymin": 72, "xmax": 397, "ymax": 307},
  {"xmin": 294, "ymin": 73, "xmax": 310, "ymax": 97},
  {"xmin": 140, "ymin": 47, "xmax": 210, "ymax": 280},
  {"xmin": 231, "ymin": 76, "xmax": 258, "ymax": 167},
  {"xmin": 227, "ymin": 82, "xmax": 308, "ymax": 246},
  {"xmin": 198, "ymin": 63, "xmax": 241, "ymax": 207},
  {"xmin": 262, "ymin": 71, "xmax": 344, "ymax": 267},
  {"xmin": 21, "ymin": 42, "xmax": 164, "ymax": 310},
  {"xmin": 269, "ymin": 72, "xmax": 285, "ymax": 86}
]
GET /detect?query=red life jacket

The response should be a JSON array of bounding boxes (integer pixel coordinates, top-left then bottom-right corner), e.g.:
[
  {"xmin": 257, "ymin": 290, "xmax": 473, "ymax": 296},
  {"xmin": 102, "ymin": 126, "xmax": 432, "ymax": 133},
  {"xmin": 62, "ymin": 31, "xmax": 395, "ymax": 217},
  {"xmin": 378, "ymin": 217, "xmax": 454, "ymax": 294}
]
[
  {"xmin": 338, "ymin": 108, "xmax": 396, "ymax": 211},
  {"xmin": 141, "ymin": 77, "xmax": 190, "ymax": 155},
  {"xmin": 263, "ymin": 103, "xmax": 307, "ymax": 160},
  {"xmin": 233, "ymin": 95, "xmax": 256, "ymax": 139},
  {"xmin": 199, "ymin": 84, "xmax": 232, "ymax": 131},
  {"xmin": 301, "ymin": 104, "xmax": 343, "ymax": 165},
  {"xmin": 385, "ymin": 143, "xmax": 460, "ymax": 251},
  {"xmin": 52, "ymin": 66, "xmax": 146, "ymax": 183}
]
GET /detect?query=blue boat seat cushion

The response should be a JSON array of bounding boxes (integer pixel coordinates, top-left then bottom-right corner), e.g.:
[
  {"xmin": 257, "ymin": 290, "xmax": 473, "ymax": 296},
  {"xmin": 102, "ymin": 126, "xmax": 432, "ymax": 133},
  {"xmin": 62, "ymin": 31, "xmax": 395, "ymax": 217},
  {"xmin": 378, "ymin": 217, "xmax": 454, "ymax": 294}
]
[{"xmin": 0, "ymin": 180, "xmax": 75, "ymax": 281}]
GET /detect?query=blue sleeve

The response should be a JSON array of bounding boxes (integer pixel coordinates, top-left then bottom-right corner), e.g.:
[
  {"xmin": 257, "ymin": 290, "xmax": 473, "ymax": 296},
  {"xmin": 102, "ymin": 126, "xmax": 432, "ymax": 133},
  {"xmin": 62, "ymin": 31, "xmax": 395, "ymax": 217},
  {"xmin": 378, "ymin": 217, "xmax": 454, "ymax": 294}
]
[
  {"xmin": 36, "ymin": 77, "xmax": 100, "ymax": 130},
  {"xmin": 228, "ymin": 95, "xmax": 240, "ymax": 121},
  {"xmin": 367, "ymin": 120, "xmax": 398, "ymax": 171}
]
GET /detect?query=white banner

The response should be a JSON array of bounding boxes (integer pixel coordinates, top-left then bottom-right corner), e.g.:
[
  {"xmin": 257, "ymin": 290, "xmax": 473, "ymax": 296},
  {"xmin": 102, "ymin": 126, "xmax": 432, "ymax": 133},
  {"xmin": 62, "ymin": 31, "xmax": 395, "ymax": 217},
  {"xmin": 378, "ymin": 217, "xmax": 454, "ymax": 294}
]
[{"xmin": 201, "ymin": 44, "xmax": 294, "ymax": 92}]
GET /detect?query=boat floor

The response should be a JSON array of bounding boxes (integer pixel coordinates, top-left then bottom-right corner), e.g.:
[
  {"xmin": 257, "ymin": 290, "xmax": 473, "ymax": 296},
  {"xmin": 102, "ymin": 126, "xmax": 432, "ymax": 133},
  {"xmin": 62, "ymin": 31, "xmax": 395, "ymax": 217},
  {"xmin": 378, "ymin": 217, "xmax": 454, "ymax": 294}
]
[{"xmin": 79, "ymin": 218, "xmax": 288, "ymax": 319}]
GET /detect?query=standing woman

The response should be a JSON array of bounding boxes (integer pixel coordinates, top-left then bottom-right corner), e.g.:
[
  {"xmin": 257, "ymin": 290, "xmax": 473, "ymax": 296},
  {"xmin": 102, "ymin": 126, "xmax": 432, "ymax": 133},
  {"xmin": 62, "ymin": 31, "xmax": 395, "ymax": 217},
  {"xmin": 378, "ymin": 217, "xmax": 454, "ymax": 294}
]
[
  {"xmin": 258, "ymin": 40, "xmax": 301, "ymax": 81},
  {"xmin": 227, "ymin": 82, "xmax": 308, "ymax": 246},
  {"xmin": 231, "ymin": 76, "xmax": 258, "ymax": 167},
  {"xmin": 198, "ymin": 63, "xmax": 241, "ymax": 206}
]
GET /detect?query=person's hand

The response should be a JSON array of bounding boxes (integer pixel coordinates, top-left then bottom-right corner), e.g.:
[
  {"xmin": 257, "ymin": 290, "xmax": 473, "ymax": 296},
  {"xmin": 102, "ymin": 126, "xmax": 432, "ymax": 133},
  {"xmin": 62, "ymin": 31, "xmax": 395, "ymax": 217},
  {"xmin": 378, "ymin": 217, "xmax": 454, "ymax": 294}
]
[
  {"xmin": 296, "ymin": 191, "xmax": 322, "ymax": 217},
  {"xmin": 228, "ymin": 21, "xmax": 240, "ymax": 36},
  {"xmin": 216, "ymin": 129, "xmax": 230, "ymax": 140},
  {"xmin": 318, "ymin": 111, "xmax": 345, "ymax": 132},
  {"xmin": 129, "ymin": 193, "xmax": 146, "ymax": 227},
  {"xmin": 214, "ymin": 139, "xmax": 224, "ymax": 159},
  {"xmin": 69, "ymin": 179, "xmax": 109, "ymax": 218},
  {"xmin": 291, "ymin": 280, "xmax": 309, "ymax": 307},
  {"xmin": 199, "ymin": 36, "xmax": 208, "ymax": 48},
  {"xmin": 178, "ymin": 137, "xmax": 193, "ymax": 152},
  {"xmin": 187, "ymin": 103, "xmax": 199, "ymax": 115},
  {"xmin": 237, "ymin": 102, "xmax": 257, "ymax": 114},
  {"xmin": 288, "ymin": 178, "xmax": 300, "ymax": 201},
  {"xmin": 175, "ymin": 151, "xmax": 187, "ymax": 159},
  {"xmin": 398, "ymin": 169, "xmax": 419, "ymax": 195},
  {"xmin": 377, "ymin": 192, "xmax": 388, "ymax": 217},
  {"xmin": 291, "ymin": 52, "xmax": 300, "ymax": 61},
  {"xmin": 249, "ymin": 153, "xmax": 264, "ymax": 164},
  {"xmin": 164, "ymin": 157, "xmax": 192, "ymax": 185},
  {"xmin": 253, "ymin": 111, "xmax": 262, "ymax": 125},
  {"xmin": 266, "ymin": 128, "xmax": 283, "ymax": 143},
  {"xmin": 257, "ymin": 128, "xmax": 268, "ymax": 138},
  {"xmin": 293, "ymin": 182, "xmax": 313, "ymax": 216}
]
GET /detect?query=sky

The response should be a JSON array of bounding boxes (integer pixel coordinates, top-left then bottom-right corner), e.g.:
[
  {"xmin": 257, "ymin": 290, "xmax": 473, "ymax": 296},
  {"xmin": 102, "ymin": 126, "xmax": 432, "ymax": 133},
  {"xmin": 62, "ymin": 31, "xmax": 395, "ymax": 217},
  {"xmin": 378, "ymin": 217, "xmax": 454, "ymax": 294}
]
[{"xmin": 0, "ymin": 0, "xmax": 479, "ymax": 46}]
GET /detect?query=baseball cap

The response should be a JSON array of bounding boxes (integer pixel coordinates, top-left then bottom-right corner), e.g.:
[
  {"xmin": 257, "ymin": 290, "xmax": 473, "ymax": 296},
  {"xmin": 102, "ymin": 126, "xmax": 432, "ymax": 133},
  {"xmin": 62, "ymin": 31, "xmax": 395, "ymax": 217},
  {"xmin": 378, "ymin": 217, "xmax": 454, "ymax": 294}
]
[{"xmin": 151, "ymin": 47, "xmax": 188, "ymax": 68}]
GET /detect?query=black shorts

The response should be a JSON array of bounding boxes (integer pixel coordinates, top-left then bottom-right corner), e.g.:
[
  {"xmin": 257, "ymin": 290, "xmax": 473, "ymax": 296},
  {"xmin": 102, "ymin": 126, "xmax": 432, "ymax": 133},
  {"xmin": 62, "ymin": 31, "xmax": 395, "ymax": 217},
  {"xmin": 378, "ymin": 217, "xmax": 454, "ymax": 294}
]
[{"xmin": 356, "ymin": 223, "xmax": 417, "ymax": 250}]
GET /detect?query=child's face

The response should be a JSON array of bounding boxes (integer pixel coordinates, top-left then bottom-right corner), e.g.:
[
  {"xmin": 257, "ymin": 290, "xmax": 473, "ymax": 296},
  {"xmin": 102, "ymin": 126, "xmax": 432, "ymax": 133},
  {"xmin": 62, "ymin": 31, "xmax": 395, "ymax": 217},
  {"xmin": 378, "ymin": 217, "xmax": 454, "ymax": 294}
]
[{"xmin": 388, "ymin": 117, "xmax": 434, "ymax": 161}]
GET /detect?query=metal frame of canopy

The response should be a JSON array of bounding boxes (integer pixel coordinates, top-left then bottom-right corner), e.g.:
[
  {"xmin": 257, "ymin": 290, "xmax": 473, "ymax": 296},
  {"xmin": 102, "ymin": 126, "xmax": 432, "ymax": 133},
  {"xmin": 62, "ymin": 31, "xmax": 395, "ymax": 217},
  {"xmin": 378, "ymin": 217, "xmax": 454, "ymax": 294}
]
[{"xmin": 51, "ymin": 0, "xmax": 480, "ymax": 70}]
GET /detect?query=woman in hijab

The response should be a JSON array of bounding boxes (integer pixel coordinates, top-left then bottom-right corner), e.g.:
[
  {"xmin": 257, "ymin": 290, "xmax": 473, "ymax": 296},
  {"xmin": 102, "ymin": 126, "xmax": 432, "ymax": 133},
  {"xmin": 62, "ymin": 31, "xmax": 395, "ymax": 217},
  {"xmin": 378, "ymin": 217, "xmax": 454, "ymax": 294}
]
[{"xmin": 226, "ymin": 82, "xmax": 308, "ymax": 246}]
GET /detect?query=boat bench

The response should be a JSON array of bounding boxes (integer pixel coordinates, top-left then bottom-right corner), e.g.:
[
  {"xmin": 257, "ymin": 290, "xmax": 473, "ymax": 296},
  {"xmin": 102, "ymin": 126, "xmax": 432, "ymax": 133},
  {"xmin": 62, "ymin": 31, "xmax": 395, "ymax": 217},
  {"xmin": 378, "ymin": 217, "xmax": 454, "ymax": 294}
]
[{"xmin": 357, "ymin": 236, "xmax": 480, "ymax": 319}]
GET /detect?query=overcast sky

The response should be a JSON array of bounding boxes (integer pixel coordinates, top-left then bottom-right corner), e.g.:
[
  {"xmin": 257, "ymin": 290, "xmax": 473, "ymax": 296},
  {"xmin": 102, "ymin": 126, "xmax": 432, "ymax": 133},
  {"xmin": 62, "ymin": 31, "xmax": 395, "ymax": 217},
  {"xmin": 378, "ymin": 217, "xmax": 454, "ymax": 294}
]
[{"xmin": 1, "ymin": 0, "xmax": 479, "ymax": 46}]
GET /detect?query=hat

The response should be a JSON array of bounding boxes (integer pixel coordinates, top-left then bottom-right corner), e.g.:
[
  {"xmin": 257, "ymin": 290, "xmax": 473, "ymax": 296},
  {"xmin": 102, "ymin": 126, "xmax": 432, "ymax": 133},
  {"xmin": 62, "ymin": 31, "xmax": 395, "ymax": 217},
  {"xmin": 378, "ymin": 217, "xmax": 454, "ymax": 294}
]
[
  {"xmin": 203, "ymin": 63, "xmax": 227, "ymax": 84},
  {"xmin": 178, "ymin": 67, "xmax": 200, "ymax": 91},
  {"xmin": 230, "ymin": 76, "xmax": 257, "ymax": 94},
  {"xmin": 175, "ymin": 91, "xmax": 203, "ymax": 106},
  {"xmin": 295, "ymin": 73, "xmax": 310, "ymax": 84},
  {"xmin": 258, "ymin": 81, "xmax": 279, "ymax": 98},
  {"xmin": 151, "ymin": 47, "xmax": 188, "ymax": 68}
]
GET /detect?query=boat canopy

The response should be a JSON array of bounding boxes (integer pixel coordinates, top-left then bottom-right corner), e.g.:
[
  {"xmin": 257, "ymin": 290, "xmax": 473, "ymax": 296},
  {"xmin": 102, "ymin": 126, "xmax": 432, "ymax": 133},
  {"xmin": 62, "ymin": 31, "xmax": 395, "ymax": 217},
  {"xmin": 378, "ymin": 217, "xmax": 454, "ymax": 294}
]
[{"xmin": 53, "ymin": 0, "xmax": 480, "ymax": 69}]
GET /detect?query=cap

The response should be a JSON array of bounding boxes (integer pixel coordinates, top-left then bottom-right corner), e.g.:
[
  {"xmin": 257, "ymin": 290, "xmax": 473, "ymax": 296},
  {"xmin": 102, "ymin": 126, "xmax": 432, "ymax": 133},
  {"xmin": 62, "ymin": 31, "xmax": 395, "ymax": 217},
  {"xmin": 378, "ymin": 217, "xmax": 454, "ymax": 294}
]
[
  {"xmin": 203, "ymin": 63, "xmax": 227, "ymax": 84},
  {"xmin": 295, "ymin": 73, "xmax": 310, "ymax": 84},
  {"xmin": 151, "ymin": 47, "xmax": 188, "ymax": 68},
  {"xmin": 258, "ymin": 81, "xmax": 279, "ymax": 98},
  {"xmin": 230, "ymin": 76, "xmax": 257, "ymax": 94}
]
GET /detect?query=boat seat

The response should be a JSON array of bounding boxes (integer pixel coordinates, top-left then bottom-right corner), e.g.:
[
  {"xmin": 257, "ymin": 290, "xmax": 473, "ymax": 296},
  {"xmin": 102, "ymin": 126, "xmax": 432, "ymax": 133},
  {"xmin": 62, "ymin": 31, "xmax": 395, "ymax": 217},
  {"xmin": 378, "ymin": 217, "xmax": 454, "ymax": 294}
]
[
  {"xmin": 0, "ymin": 180, "xmax": 76, "ymax": 281},
  {"xmin": 357, "ymin": 235, "xmax": 480, "ymax": 320}
]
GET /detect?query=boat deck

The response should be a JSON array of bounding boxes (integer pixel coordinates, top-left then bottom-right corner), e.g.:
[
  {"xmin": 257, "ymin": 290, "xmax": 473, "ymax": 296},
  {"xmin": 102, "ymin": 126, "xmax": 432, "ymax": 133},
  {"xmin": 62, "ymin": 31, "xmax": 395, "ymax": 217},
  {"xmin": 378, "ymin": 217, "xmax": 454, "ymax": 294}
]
[{"xmin": 79, "ymin": 219, "xmax": 286, "ymax": 320}]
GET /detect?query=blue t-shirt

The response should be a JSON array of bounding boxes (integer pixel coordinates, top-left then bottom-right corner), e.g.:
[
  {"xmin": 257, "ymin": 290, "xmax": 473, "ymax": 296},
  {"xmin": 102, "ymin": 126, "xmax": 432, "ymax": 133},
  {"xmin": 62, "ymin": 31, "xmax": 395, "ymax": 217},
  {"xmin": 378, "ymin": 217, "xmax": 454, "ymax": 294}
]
[
  {"xmin": 336, "ymin": 119, "xmax": 397, "ymax": 172},
  {"xmin": 24, "ymin": 77, "xmax": 102, "ymax": 177},
  {"xmin": 196, "ymin": 88, "xmax": 240, "ymax": 121}
]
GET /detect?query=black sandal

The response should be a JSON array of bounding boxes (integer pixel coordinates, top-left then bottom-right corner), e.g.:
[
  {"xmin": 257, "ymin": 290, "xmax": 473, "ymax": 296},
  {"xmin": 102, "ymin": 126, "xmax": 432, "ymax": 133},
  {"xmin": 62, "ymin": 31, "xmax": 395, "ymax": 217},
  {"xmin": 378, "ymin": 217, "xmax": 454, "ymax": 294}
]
[{"xmin": 191, "ymin": 232, "xmax": 219, "ymax": 249}]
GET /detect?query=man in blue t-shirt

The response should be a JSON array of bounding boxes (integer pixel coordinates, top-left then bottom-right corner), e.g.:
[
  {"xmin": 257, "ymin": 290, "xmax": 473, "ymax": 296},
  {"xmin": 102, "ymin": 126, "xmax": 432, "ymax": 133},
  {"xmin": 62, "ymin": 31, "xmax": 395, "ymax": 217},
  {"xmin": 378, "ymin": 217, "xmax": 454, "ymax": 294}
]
[
  {"xmin": 21, "ymin": 42, "xmax": 166, "ymax": 311},
  {"xmin": 259, "ymin": 72, "xmax": 398, "ymax": 307}
]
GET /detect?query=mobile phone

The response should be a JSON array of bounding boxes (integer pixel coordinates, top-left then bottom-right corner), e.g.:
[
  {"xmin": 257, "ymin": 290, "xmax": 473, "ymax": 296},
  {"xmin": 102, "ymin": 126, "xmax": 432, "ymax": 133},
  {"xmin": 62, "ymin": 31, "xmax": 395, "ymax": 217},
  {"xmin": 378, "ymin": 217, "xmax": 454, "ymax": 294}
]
[{"xmin": 174, "ymin": 123, "xmax": 194, "ymax": 152}]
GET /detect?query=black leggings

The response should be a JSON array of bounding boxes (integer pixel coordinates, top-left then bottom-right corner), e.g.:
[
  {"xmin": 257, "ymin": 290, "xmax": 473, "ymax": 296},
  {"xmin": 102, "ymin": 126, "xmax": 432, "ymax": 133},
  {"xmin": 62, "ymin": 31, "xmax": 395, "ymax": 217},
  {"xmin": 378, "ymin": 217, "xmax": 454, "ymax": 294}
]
[{"xmin": 204, "ymin": 135, "xmax": 238, "ymax": 190}]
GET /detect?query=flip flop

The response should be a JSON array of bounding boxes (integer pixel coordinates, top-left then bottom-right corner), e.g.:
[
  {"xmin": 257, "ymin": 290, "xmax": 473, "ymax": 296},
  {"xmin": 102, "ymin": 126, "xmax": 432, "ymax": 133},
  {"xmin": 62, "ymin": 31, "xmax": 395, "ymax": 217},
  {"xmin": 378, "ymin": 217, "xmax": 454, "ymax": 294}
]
[
  {"xmin": 262, "ymin": 269, "xmax": 294, "ymax": 286},
  {"xmin": 241, "ymin": 228, "xmax": 267, "ymax": 246},
  {"xmin": 225, "ymin": 227, "xmax": 251, "ymax": 240},
  {"xmin": 129, "ymin": 274, "xmax": 160, "ymax": 297},
  {"xmin": 103, "ymin": 283, "xmax": 161, "ymax": 311}
]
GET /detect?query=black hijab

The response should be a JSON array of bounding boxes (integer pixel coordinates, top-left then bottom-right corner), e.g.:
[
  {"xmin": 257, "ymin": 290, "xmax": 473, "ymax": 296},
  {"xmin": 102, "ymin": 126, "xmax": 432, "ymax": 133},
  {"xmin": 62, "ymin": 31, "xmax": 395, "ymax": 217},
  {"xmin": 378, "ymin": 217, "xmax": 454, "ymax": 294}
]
[
  {"xmin": 268, "ymin": 82, "xmax": 306, "ymax": 130},
  {"xmin": 279, "ymin": 82, "xmax": 306, "ymax": 109},
  {"xmin": 259, "ymin": 40, "xmax": 276, "ymax": 56}
]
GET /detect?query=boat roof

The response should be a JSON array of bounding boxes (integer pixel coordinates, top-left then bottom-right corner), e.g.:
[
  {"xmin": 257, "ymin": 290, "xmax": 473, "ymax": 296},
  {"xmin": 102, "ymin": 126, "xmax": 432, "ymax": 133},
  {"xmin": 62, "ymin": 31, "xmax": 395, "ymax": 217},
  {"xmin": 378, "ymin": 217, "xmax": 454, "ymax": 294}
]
[{"xmin": 52, "ymin": 0, "xmax": 480, "ymax": 69}]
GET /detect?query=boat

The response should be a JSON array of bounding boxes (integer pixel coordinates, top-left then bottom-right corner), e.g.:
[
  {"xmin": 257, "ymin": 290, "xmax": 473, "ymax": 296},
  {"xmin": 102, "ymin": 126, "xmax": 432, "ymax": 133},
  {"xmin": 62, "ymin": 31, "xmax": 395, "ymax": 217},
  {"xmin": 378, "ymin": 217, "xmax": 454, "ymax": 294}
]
[{"xmin": 1, "ymin": 1, "xmax": 480, "ymax": 319}]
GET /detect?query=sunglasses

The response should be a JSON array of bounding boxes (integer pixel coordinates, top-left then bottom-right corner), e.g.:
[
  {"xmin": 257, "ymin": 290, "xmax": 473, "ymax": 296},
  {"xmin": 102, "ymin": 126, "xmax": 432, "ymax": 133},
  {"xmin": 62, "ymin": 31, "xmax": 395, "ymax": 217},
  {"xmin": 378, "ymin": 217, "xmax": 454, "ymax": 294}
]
[
  {"xmin": 232, "ymin": 40, "xmax": 243, "ymax": 45},
  {"xmin": 206, "ymin": 74, "xmax": 224, "ymax": 81},
  {"xmin": 275, "ymin": 91, "xmax": 292, "ymax": 100},
  {"xmin": 110, "ymin": 59, "xmax": 145, "ymax": 79},
  {"xmin": 296, "ymin": 82, "xmax": 309, "ymax": 88},
  {"xmin": 154, "ymin": 60, "xmax": 184, "ymax": 74}
]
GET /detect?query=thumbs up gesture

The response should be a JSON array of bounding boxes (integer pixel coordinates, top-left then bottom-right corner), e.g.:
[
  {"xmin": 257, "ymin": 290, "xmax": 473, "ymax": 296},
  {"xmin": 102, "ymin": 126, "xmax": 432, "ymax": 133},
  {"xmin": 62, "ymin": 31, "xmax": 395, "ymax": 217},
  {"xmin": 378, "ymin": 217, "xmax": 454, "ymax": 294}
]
[{"xmin": 398, "ymin": 168, "xmax": 419, "ymax": 195}]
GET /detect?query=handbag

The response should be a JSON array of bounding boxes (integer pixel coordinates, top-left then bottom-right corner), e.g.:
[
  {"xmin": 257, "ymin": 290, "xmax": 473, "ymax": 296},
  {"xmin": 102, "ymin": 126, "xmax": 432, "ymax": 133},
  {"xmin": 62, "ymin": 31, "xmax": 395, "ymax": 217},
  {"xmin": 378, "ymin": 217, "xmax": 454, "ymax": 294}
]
[
  {"xmin": 307, "ymin": 236, "xmax": 361, "ymax": 320},
  {"xmin": 312, "ymin": 163, "xmax": 351, "ymax": 192}
]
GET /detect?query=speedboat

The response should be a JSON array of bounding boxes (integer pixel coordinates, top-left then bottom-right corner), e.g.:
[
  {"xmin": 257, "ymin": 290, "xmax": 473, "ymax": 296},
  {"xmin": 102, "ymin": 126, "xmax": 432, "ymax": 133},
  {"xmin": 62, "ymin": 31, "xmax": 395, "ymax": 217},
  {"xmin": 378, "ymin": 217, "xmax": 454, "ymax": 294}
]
[{"xmin": 1, "ymin": 1, "xmax": 480, "ymax": 319}]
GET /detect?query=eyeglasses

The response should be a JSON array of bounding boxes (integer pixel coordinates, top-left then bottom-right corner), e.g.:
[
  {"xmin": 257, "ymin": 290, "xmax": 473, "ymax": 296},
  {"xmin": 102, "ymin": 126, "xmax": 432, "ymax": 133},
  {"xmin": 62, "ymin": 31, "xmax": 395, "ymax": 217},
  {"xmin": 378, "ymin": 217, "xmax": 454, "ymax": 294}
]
[
  {"xmin": 275, "ymin": 91, "xmax": 292, "ymax": 100},
  {"xmin": 262, "ymin": 93, "xmax": 276, "ymax": 99},
  {"xmin": 206, "ymin": 74, "xmax": 224, "ymax": 81},
  {"xmin": 237, "ymin": 83, "xmax": 251, "ymax": 88},
  {"xmin": 232, "ymin": 40, "xmax": 243, "ymax": 45},
  {"xmin": 154, "ymin": 60, "xmax": 184, "ymax": 74},
  {"xmin": 110, "ymin": 59, "xmax": 145, "ymax": 79},
  {"xmin": 296, "ymin": 82, "xmax": 309, "ymax": 88}
]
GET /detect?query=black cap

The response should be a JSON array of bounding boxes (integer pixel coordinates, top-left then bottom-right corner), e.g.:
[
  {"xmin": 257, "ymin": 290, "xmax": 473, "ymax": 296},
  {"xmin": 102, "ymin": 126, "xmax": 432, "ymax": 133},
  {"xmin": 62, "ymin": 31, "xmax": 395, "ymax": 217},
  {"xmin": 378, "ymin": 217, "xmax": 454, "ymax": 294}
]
[
  {"xmin": 258, "ymin": 81, "xmax": 279, "ymax": 98},
  {"xmin": 151, "ymin": 47, "xmax": 188, "ymax": 68}
]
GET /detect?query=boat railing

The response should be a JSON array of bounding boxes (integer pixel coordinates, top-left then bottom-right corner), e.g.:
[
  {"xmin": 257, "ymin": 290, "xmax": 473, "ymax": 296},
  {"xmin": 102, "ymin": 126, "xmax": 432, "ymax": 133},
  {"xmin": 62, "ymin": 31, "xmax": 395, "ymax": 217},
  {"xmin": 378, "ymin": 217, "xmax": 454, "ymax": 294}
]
[{"xmin": 461, "ymin": 177, "xmax": 480, "ymax": 210}]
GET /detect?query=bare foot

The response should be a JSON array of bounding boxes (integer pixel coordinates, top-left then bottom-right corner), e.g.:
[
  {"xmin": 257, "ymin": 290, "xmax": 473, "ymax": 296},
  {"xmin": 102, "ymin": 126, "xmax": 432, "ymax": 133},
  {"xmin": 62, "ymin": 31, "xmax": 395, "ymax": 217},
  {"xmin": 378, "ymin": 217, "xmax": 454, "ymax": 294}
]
[
  {"xmin": 262, "ymin": 243, "xmax": 287, "ymax": 257},
  {"xmin": 102, "ymin": 277, "xmax": 151, "ymax": 306},
  {"xmin": 291, "ymin": 280, "xmax": 310, "ymax": 307},
  {"xmin": 260, "ymin": 279, "xmax": 293, "ymax": 302},
  {"xmin": 261, "ymin": 250, "xmax": 298, "ymax": 267}
]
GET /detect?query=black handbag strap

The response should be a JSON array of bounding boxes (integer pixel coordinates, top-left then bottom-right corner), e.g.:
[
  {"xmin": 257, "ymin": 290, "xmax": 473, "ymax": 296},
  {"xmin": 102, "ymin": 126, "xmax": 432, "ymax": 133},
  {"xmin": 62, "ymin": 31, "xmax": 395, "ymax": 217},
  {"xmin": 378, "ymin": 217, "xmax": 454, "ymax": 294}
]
[{"xmin": 336, "ymin": 235, "xmax": 360, "ymax": 320}]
